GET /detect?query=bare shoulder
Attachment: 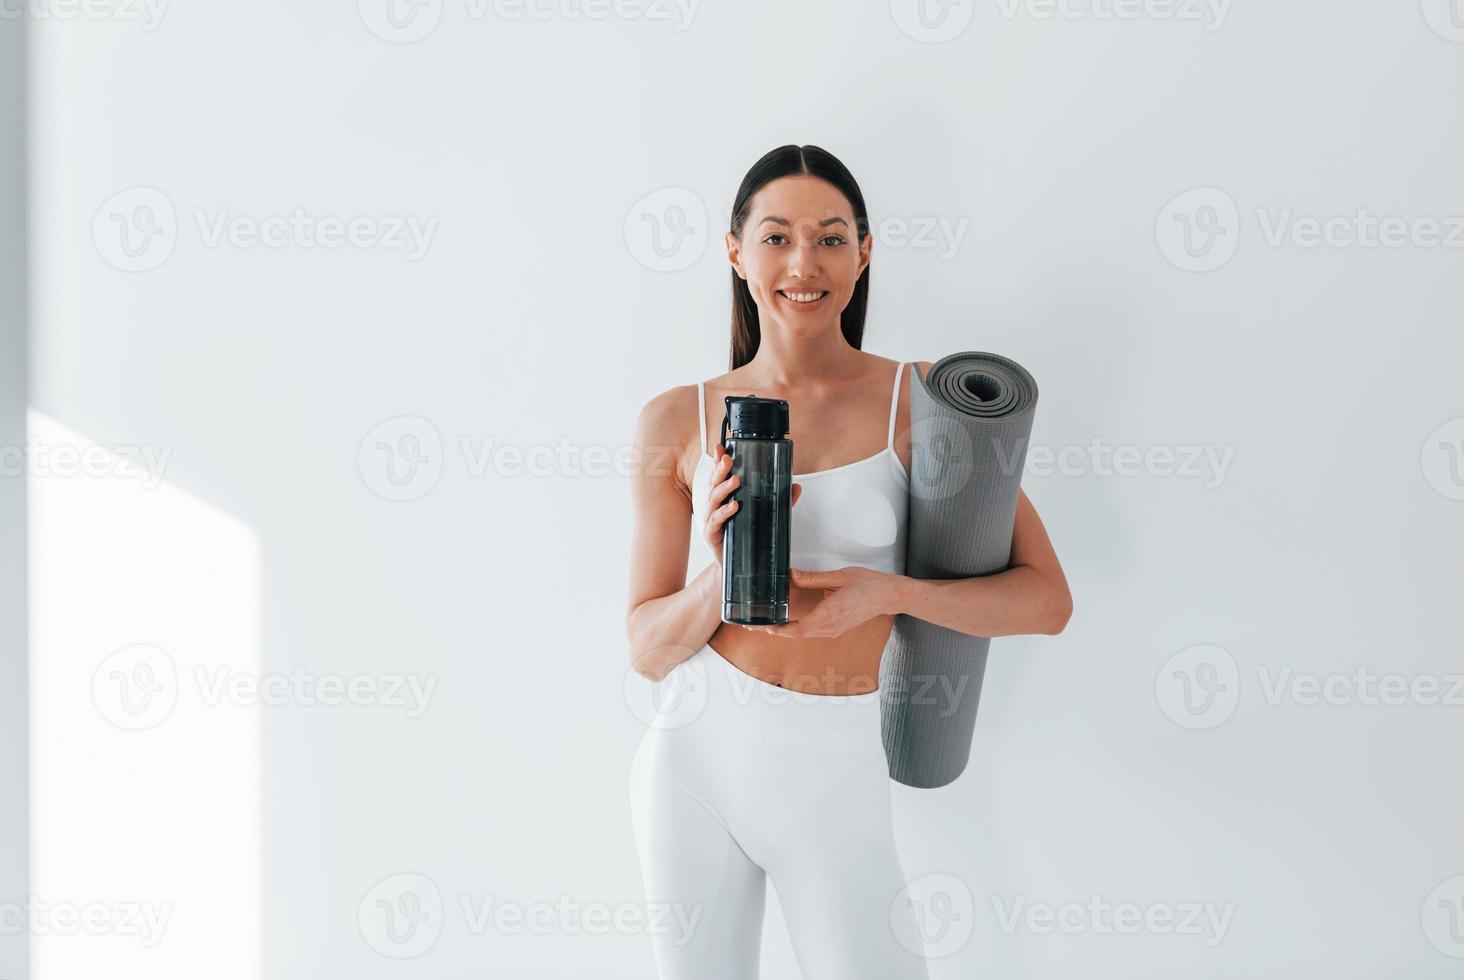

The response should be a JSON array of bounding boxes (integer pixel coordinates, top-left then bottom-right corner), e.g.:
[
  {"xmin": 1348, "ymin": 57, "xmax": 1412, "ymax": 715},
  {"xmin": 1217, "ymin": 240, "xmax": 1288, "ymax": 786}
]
[
  {"xmin": 634, "ymin": 383, "xmax": 705, "ymax": 494},
  {"xmin": 914, "ymin": 359, "xmax": 934, "ymax": 382}
]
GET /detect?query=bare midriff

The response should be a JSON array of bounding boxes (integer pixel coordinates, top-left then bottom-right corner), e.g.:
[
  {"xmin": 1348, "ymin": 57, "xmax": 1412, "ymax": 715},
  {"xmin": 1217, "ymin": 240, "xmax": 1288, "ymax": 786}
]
[
  {"xmin": 693, "ymin": 358, "xmax": 917, "ymax": 697},
  {"xmin": 706, "ymin": 599, "xmax": 894, "ymax": 696}
]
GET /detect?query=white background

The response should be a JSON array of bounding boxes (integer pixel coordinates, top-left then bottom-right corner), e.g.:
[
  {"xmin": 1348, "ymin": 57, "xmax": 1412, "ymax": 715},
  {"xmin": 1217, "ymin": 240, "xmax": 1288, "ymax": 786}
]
[{"xmin": 6, "ymin": 0, "xmax": 1464, "ymax": 976}]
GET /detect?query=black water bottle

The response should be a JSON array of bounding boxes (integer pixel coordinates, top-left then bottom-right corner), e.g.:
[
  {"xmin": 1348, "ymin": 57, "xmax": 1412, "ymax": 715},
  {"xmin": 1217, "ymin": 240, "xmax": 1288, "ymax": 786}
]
[{"xmin": 719, "ymin": 395, "xmax": 794, "ymax": 625}]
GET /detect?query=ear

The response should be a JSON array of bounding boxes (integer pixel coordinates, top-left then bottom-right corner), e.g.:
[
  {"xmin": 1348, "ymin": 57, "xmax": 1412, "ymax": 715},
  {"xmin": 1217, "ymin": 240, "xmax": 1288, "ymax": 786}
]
[
  {"xmin": 725, "ymin": 231, "xmax": 746, "ymax": 279},
  {"xmin": 856, "ymin": 231, "xmax": 872, "ymax": 278}
]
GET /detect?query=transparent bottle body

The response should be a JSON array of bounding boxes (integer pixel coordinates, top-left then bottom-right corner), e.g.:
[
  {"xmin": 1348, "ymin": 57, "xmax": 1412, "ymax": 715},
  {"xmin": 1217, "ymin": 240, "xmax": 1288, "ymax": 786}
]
[{"xmin": 721, "ymin": 437, "xmax": 793, "ymax": 624}]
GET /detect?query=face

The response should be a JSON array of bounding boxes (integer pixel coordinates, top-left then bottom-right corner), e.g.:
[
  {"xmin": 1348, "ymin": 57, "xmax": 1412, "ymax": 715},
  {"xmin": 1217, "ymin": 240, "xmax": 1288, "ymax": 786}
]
[{"xmin": 725, "ymin": 175, "xmax": 871, "ymax": 334}]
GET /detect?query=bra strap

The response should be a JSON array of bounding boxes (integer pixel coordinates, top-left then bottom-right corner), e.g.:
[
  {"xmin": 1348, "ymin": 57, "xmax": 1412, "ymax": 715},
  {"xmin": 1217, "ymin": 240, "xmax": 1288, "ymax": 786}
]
[
  {"xmin": 886, "ymin": 362, "xmax": 905, "ymax": 450},
  {"xmin": 697, "ymin": 381, "xmax": 708, "ymax": 456}
]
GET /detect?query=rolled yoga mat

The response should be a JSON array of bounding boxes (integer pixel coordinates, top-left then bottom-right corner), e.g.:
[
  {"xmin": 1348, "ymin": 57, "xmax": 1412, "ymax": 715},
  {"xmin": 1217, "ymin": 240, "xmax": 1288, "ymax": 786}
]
[{"xmin": 878, "ymin": 351, "xmax": 1039, "ymax": 789}]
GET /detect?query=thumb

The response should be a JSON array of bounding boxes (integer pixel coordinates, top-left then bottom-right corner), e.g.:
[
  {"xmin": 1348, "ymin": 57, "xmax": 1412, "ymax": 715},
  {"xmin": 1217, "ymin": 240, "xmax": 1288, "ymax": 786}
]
[{"xmin": 791, "ymin": 568, "xmax": 843, "ymax": 589}]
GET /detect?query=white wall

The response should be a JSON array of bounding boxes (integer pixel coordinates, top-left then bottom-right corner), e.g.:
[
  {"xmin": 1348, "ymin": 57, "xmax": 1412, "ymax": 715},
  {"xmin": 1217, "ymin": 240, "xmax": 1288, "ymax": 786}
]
[
  {"xmin": 24, "ymin": 0, "xmax": 1464, "ymax": 976},
  {"xmin": 2, "ymin": 11, "xmax": 28, "ymax": 980}
]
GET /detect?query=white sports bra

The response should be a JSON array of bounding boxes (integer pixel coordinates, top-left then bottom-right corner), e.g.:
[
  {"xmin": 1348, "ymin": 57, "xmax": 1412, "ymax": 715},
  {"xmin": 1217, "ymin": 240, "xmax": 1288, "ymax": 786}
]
[{"xmin": 690, "ymin": 362, "xmax": 911, "ymax": 575}]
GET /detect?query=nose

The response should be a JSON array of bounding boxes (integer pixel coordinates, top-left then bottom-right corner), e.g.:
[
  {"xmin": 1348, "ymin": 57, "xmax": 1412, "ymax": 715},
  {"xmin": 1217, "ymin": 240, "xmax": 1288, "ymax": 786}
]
[{"xmin": 786, "ymin": 240, "xmax": 820, "ymax": 279}]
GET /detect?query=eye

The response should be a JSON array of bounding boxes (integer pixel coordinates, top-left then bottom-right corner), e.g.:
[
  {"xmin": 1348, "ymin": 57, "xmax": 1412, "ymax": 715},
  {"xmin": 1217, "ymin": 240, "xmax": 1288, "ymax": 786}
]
[{"xmin": 762, "ymin": 233, "xmax": 848, "ymax": 246}]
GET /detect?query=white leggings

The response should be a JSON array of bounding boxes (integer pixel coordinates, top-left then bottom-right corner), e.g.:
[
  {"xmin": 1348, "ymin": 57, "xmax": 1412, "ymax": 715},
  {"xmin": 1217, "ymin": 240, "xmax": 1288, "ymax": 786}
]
[{"xmin": 628, "ymin": 643, "xmax": 931, "ymax": 979}]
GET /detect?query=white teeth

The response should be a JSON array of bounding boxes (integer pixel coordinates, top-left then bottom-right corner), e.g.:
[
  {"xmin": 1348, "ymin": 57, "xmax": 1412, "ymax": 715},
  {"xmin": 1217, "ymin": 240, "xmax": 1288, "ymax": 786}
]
[{"xmin": 781, "ymin": 291, "xmax": 826, "ymax": 304}]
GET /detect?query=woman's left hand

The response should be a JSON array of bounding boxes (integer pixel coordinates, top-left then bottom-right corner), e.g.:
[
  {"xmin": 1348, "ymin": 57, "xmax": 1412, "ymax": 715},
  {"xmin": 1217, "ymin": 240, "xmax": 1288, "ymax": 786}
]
[{"xmin": 752, "ymin": 567, "xmax": 902, "ymax": 640}]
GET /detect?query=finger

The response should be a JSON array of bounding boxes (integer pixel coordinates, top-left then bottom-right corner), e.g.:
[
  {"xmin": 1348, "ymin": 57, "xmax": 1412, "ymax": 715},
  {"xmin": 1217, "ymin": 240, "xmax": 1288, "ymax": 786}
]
[
  {"xmin": 790, "ymin": 568, "xmax": 843, "ymax": 589},
  {"xmin": 710, "ymin": 498, "xmax": 739, "ymax": 530},
  {"xmin": 714, "ymin": 472, "xmax": 740, "ymax": 499},
  {"xmin": 705, "ymin": 473, "xmax": 739, "ymax": 523},
  {"xmin": 790, "ymin": 482, "xmax": 802, "ymax": 507}
]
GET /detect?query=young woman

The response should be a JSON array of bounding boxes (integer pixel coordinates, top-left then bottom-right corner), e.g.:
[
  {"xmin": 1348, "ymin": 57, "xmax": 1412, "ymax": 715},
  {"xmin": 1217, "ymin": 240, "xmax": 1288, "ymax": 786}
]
[{"xmin": 625, "ymin": 145, "xmax": 1072, "ymax": 979}]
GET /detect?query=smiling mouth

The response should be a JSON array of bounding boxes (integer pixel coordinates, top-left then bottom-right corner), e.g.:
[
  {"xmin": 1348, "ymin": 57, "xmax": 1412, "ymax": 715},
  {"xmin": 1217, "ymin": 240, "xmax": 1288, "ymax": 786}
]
[{"xmin": 778, "ymin": 290, "xmax": 828, "ymax": 305}]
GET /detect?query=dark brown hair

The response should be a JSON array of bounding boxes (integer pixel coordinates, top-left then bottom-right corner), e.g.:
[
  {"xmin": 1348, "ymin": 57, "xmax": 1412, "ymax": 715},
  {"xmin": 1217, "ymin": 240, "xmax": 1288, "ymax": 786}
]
[{"xmin": 727, "ymin": 145, "xmax": 872, "ymax": 370}]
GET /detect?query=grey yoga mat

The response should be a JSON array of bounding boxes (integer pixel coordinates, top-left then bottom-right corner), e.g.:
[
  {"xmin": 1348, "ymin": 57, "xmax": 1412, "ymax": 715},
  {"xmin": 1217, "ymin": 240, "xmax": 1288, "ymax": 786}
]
[{"xmin": 878, "ymin": 351, "xmax": 1039, "ymax": 789}]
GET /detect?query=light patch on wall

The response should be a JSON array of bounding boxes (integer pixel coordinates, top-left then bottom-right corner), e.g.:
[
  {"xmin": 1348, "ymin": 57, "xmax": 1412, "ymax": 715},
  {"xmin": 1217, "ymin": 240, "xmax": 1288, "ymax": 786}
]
[{"xmin": 27, "ymin": 409, "xmax": 262, "ymax": 979}]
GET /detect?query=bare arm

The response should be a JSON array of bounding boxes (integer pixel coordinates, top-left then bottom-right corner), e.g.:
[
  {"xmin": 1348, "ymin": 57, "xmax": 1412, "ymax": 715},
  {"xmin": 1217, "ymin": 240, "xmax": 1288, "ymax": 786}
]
[
  {"xmin": 886, "ymin": 487, "xmax": 1073, "ymax": 637},
  {"xmin": 624, "ymin": 387, "xmax": 723, "ymax": 682}
]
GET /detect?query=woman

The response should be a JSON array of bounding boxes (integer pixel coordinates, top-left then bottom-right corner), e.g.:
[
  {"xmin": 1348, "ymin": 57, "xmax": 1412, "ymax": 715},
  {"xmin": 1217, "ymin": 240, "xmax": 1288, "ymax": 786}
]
[{"xmin": 625, "ymin": 145, "xmax": 1072, "ymax": 979}]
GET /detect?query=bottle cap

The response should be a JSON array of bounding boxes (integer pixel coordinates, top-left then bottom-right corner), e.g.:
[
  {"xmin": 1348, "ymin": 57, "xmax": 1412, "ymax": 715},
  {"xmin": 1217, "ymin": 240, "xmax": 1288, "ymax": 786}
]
[{"xmin": 721, "ymin": 395, "xmax": 789, "ymax": 445}]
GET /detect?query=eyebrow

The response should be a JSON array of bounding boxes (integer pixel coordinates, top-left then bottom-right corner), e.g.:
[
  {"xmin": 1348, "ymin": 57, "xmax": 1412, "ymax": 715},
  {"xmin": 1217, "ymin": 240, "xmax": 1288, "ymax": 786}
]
[{"xmin": 757, "ymin": 216, "xmax": 850, "ymax": 229}]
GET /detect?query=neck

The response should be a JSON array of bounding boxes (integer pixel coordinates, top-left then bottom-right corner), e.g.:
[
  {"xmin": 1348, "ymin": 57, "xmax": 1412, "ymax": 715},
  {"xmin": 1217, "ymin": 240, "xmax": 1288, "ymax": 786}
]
[{"xmin": 742, "ymin": 322, "xmax": 863, "ymax": 389}]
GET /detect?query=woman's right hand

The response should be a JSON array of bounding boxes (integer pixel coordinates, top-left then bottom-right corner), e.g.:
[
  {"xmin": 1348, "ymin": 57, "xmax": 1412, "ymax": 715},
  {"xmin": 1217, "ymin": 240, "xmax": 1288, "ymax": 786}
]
[{"xmin": 704, "ymin": 442, "xmax": 801, "ymax": 572}]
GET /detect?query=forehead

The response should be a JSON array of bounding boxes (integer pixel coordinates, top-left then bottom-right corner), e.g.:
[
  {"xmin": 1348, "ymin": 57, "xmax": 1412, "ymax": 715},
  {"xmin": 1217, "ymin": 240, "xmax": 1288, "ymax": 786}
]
[{"xmin": 748, "ymin": 176, "xmax": 854, "ymax": 229}]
